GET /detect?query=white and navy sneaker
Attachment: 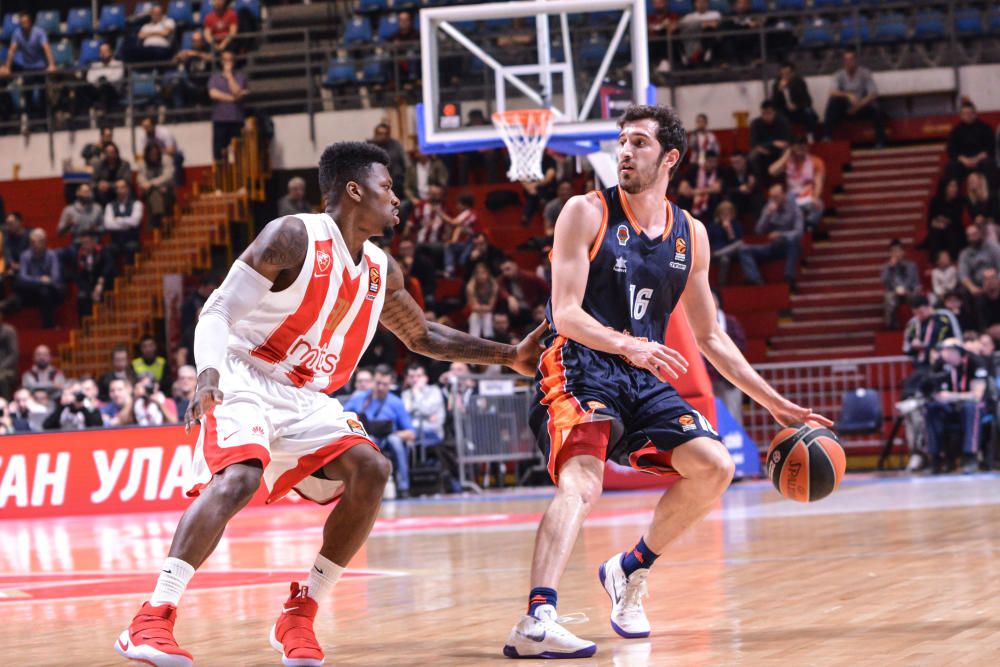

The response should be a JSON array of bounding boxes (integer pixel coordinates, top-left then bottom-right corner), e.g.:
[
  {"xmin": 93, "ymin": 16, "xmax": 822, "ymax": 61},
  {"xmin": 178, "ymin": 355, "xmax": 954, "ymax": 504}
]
[
  {"xmin": 503, "ymin": 604, "xmax": 597, "ymax": 659},
  {"xmin": 599, "ymin": 553, "xmax": 651, "ymax": 639}
]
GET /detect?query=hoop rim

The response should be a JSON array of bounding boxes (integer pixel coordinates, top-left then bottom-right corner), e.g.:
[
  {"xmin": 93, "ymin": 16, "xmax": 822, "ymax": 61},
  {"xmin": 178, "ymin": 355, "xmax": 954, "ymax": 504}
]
[{"xmin": 491, "ymin": 108, "xmax": 555, "ymax": 137}]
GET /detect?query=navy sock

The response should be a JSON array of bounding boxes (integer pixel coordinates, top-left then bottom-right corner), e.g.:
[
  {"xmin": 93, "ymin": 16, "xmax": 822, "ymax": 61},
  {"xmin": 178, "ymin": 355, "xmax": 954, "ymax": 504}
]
[
  {"xmin": 527, "ymin": 587, "xmax": 558, "ymax": 616},
  {"xmin": 620, "ymin": 536, "xmax": 659, "ymax": 576}
]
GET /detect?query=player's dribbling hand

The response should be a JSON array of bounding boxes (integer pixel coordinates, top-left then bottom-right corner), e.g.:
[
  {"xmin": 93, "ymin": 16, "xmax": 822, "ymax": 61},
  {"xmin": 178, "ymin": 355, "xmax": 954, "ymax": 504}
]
[
  {"xmin": 184, "ymin": 385, "xmax": 225, "ymax": 434},
  {"xmin": 509, "ymin": 322, "xmax": 549, "ymax": 376},
  {"xmin": 623, "ymin": 338, "xmax": 688, "ymax": 382},
  {"xmin": 768, "ymin": 398, "xmax": 833, "ymax": 428}
]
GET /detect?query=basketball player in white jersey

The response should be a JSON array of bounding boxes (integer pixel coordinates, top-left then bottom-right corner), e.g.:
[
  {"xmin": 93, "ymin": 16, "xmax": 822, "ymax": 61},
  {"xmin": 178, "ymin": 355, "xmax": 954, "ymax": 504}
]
[{"xmin": 114, "ymin": 142, "xmax": 544, "ymax": 667}]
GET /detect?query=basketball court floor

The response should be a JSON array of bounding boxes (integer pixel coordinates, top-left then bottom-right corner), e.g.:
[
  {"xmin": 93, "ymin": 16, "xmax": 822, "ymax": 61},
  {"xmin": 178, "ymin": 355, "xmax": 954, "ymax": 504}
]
[{"xmin": 4, "ymin": 474, "xmax": 1000, "ymax": 666}]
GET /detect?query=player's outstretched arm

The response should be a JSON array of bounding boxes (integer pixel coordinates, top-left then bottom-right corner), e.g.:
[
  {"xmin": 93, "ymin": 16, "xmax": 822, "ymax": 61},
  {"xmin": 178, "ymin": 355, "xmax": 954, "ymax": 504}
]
[
  {"xmin": 380, "ymin": 255, "xmax": 545, "ymax": 375},
  {"xmin": 550, "ymin": 194, "xmax": 688, "ymax": 382},
  {"xmin": 679, "ymin": 217, "xmax": 831, "ymax": 428},
  {"xmin": 186, "ymin": 216, "xmax": 308, "ymax": 430}
]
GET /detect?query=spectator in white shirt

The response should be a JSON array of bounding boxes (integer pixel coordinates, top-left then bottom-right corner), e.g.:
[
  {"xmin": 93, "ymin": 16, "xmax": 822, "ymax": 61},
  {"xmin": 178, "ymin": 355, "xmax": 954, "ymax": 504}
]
[
  {"xmin": 135, "ymin": 4, "xmax": 176, "ymax": 63},
  {"xmin": 84, "ymin": 43, "xmax": 124, "ymax": 114},
  {"xmin": 402, "ymin": 363, "xmax": 447, "ymax": 447},
  {"xmin": 678, "ymin": 0, "xmax": 722, "ymax": 66}
]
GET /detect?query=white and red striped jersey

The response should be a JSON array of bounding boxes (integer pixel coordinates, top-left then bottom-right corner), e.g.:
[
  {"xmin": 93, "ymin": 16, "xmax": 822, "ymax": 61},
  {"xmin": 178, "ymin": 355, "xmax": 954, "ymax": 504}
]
[{"xmin": 228, "ymin": 213, "xmax": 388, "ymax": 393}]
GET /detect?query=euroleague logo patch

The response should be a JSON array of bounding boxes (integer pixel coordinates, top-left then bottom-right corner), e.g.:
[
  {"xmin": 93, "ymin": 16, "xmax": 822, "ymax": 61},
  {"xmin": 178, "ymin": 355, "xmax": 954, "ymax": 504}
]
[
  {"xmin": 617, "ymin": 224, "xmax": 630, "ymax": 246},
  {"xmin": 347, "ymin": 418, "xmax": 367, "ymax": 435},
  {"xmin": 679, "ymin": 414, "xmax": 696, "ymax": 432},
  {"xmin": 367, "ymin": 266, "xmax": 381, "ymax": 300},
  {"xmin": 315, "ymin": 249, "xmax": 332, "ymax": 277}
]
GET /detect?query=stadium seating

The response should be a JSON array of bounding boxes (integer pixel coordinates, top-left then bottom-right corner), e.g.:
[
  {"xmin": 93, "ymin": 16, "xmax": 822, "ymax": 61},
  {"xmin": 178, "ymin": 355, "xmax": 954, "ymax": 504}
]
[
  {"xmin": 1, "ymin": 12, "xmax": 18, "ymax": 41},
  {"xmin": 839, "ymin": 16, "xmax": 871, "ymax": 45},
  {"xmin": 668, "ymin": 0, "xmax": 693, "ymax": 14},
  {"xmin": 873, "ymin": 13, "xmax": 907, "ymax": 43},
  {"xmin": 913, "ymin": 10, "xmax": 946, "ymax": 40},
  {"xmin": 131, "ymin": 72, "xmax": 159, "ymax": 106},
  {"xmin": 776, "ymin": 0, "xmax": 806, "ymax": 12},
  {"xmin": 98, "ymin": 5, "xmax": 126, "ymax": 33},
  {"xmin": 34, "ymin": 10, "xmax": 60, "ymax": 36},
  {"xmin": 358, "ymin": 0, "xmax": 391, "ymax": 14},
  {"xmin": 133, "ymin": 2, "xmax": 155, "ymax": 17},
  {"xmin": 378, "ymin": 14, "xmax": 400, "ymax": 42},
  {"xmin": 180, "ymin": 30, "xmax": 195, "ymax": 51},
  {"xmin": 954, "ymin": 8, "xmax": 983, "ymax": 36},
  {"xmin": 343, "ymin": 16, "xmax": 373, "ymax": 45},
  {"xmin": 79, "ymin": 38, "xmax": 103, "ymax": 67},
  {"xmin": 167, "ymin": 1, "xmax": 195, "ymax": 27},
  {"xmin": 836, "ymin": 388, "xmax": 883, "ymax": 435},
  {"xmin": 67, "ymin": 8, "xmax": 94, "ymax": 36},
  {"xmin": 324, "ymin": 56, "xmax": 357, "ymax": 88},
  {"xmin": 234, "ymin": 0, "xmax": 262, "ymax": 20},
  {"xmin": 801, "ymin": 21, "xmax": 836, "ymax": 48},
  {"xmin": 52, "ymin": 41, "xmax": 75, "ymax": 68},
  {"xmin": 359, "ymin": 55, "xmax": 389, "ymax": 85},
  {"xmin": 813, "ymin": 0, "xmax": 843, "ymax": 9},
  {"xmin": 0, "ymin": 45, "xmax": 7, "ymax": 67}
]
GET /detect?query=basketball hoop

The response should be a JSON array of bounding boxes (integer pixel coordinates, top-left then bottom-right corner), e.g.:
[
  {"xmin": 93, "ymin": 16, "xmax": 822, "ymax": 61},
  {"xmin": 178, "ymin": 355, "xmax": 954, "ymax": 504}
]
[{"xmin": 492, "ymin": 109, "xmax": 555, "ymax": 182}]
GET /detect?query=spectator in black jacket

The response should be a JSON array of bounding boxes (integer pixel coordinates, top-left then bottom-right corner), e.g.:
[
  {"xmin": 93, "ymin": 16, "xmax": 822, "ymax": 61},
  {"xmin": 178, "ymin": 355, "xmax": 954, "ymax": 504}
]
[
  {"xmin": 748, "ymin": 100, "xmax": 791, "ymax": 178},
  {"xmin": 772, "ymin": 62, "xmax": 818, "ymax": 139},
  {"xmin": 4, "ymin": 212, "xmax": 29, "ymax": 281},
  {"xmin": 0, "ymin": 308, "xmax": 16, "ymax": 399},
  {"xmin": 73, "ymin": 232, "xmax": 114, "ymax": 318},
  {"xmin": 945, "ymin": 101, "xmax": 996, "ymax": 185},
  {"xmin": 44, "ymin": 381, "xmax": 103, "ymax": 430}
]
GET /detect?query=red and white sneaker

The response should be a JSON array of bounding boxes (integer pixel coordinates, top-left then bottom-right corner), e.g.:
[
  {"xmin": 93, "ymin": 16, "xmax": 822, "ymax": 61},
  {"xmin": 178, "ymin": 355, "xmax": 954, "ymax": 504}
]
[
  {"xmin": 114, "ymin": 602, "xmax": 194, "ymax": 667},
  {"xmin": 269, "ymin": 582, "xmax": 325, "ymax": 667}
]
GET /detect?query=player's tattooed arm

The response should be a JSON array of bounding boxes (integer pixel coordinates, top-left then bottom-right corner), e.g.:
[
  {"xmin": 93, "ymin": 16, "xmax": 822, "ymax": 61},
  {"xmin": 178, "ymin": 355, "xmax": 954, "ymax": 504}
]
[
  {"xmin": 241, "ymin": 215, "xmax": 309, "ymax": 281},
  {"xmin": 380, "ymin": 256, "xmax": 544, "ymax": 375}
]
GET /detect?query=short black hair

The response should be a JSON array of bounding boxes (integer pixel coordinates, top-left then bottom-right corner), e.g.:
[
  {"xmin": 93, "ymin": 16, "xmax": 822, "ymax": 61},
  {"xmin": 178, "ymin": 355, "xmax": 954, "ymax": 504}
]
[
  {"xmin": 761, "ymin": 100, "xmax": 775, "ymax": 111},
  {"xmin": 318, "ymin": 141, "xmax": 391, "ymax": 203},
  {"xmin": 617, "ymin": 104, "xmax": 687, "ymax": 162},
  {"xmin": 139, "ymin": 335, "xmax": 156, "ymax": 344},
  {"xmin": 373, "ymin": 364, "xmax": 396, "ymax": 380},
  {"xmin": 910, "ymin": 294, "xmax": 930, "ymax": 308},
  {"xmin": 780, "ymin": 61, "xmax": 796, "ymax": 70},
  {"xmin": 406, "ymin": 362, "xmax": 426, "ymax": 373},
  {"xmin": 457, "ymin": 192, "xmax": 474, "ymax": 208},
  {"xmin": 889, "ymin": 238, "xmax": 902, "ymax": 248},
  {"xmin": 790, "ymin": 134, "xmax": 807, "ymax": 145},
  {"xmin": 961, "ymin": 100, "xmax": 976, "ymax": 110}
]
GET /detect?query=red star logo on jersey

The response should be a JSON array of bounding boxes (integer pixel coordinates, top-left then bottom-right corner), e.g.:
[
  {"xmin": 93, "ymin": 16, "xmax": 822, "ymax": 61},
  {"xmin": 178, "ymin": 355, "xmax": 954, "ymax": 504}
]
[{"xmin": 315, "ymin": 249, "xmax": 332, "ymax": 277}]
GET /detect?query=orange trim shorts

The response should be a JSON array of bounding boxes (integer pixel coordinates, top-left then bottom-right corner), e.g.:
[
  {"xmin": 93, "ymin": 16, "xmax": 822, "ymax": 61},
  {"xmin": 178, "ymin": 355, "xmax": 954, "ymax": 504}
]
[{"xmin": 187, "ymin": 354, "xmax": 378, "ymax": 504}]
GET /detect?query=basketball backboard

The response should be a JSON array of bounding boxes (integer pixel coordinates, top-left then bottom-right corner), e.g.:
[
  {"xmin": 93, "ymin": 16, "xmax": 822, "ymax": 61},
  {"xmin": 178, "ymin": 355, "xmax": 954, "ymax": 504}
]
[{"xmin": 417, "ymin": 0, "xmax": 652, "ymax": 157}]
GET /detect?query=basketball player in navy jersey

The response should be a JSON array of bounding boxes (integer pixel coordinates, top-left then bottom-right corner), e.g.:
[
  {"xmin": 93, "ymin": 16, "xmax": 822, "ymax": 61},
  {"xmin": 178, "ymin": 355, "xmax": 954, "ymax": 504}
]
[{"xmin": 503, "ymin": 105, "xmax": 832, "ymax": 659}]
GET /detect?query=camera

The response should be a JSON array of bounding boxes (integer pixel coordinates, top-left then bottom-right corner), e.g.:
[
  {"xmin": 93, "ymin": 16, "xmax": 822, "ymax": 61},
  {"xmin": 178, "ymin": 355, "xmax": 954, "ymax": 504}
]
[{"xmin": 74, "ymin": 391, "xmax": 86, "ymax": 403}]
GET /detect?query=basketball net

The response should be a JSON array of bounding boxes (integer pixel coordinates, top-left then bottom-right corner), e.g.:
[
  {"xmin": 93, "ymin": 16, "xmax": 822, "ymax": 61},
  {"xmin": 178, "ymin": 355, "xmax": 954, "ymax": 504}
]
[{"xmin": 492, "ymin": 109, "xmax": 554, "ymax": 182}]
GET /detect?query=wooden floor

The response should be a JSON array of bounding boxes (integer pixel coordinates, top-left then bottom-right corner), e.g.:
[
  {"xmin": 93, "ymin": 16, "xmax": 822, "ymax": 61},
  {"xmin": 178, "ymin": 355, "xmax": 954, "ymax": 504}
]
[{"xmin": 4, "ymin": 474, "xmax": 1000, "ymax": 666}]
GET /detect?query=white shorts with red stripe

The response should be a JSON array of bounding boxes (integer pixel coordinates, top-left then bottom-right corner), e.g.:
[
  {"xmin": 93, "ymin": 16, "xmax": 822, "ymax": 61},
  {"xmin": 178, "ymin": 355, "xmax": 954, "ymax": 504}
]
[{"xmin": 185, "ymin": 354, "xmax": 378, "ymax": 504}]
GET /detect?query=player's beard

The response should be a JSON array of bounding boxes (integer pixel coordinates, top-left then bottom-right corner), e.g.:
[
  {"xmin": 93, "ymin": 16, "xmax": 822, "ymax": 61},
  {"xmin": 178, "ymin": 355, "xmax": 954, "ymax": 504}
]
[{"xmin": 619, "ymin": 160, "xmax": 659, "ymax": 194}]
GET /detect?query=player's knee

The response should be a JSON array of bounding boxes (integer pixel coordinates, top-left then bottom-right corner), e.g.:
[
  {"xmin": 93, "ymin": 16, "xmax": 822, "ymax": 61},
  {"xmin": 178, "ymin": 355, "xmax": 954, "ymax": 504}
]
[
  {"xmin": 557, "ymin": 476, "xmax": 603, "ymax": 510},
  {"xmin": 704, "ymin": 449, "xmax": 736, "ymax": 491},
  {"xmin": 348, "ymin": 447, "xmax": 391, "ymax": 492},
  {"xmin": 212, "ymin": 462, "xmax": 263, "ymax": 509}
]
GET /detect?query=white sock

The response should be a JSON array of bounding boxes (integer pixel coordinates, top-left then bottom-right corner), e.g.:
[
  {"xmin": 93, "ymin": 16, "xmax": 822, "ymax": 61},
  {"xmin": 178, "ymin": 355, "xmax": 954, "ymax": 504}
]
[
  {"xmin": 305, "ymin": 554, "xmax": 344, "ymax": 604},
  {"xmin": 150, "ymin": 557, "xmax": 196, "ymax": 607}
]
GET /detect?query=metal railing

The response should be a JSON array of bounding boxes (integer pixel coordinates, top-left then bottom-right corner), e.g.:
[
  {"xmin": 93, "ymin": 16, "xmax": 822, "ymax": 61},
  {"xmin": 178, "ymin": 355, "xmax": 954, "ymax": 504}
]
[
  {"xmin": 449, "ymin": 374, "xmax": 546, "ymax": 492},
  {"xmin": 746, "ymin": 355, "xmax": 914, "ymax": 453},
  {"xmin": 0, "ymin": 0, "xmax": 994, "ymax": 147}
]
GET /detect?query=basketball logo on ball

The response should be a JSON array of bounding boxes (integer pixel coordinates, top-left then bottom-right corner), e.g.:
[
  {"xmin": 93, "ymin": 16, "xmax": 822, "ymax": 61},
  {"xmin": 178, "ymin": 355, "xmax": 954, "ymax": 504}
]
[{"xmin": 766, "ymin": 422, "xmax": 846, "ymax": 502}]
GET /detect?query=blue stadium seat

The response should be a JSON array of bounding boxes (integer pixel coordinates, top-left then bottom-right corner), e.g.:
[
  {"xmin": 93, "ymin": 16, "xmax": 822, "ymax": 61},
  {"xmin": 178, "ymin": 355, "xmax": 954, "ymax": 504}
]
[
  {"xmin": 0, "ymin": 45, "xmax": 6, "ymax": 67},
  {"xmin": 708, "ymin": 0, "xmax": 730, "ymax": 13},
  {"xmin": 775, "ymin": 0, "xmax": 805, "ymax": 11},
  {"xmin": 580, "ymin": 40, "xmax": 608, "ymax": 69},
  {"xmin": 343, "ymin": 16, "xmax": 373, "ymax": 45},
  {"xmin": 954, "ymin": 8, "xmax": 983, "ymax": 36},
  {"xmin": 180, "ymin": 30, "xmax": 195, "ymax": 51},
  {"xmin": 990, "ymin": 7, "xmax": 1000, "ymax": 33},
  {"xmin": 325, "ymin": 56, "xmax": 356, "ymax": 87},
  {"xmin": 357, "ymin": 0, "xmax": 390, "ymax": 14},
  {"xmin": 167, "ymin": 1, "xmax": 194, "ymax": 27},
  {"xmin": 450, "ymin": 20, "xmax": 477, "ymax": 34},
  {"xmin": 133, "ymin": 2, "xmax": 154, "ymax": 16},
  {"xmin": 839, "ymin": 16, "xmax": 871, "ymax": 45},
  {"xmin": 589, "ymin": 10, "xmax": 621, "ymax": 25},
  {"xmin": 482, "ymin": 18, "xmax": 514, "ymax": 32},
  {"xmin": 234, "ymin": 0, "xmax": 261, "ymax": 19},
  {"xmin": 67, "ymin": 8, "xmax": 94, "ymax": 35},
  {"xmin": 395, "ymin": 0, "xmax": 420, "ymax": 9},
  {"xmin": 812, "ymin": 0, "xmax": 842, "ymax": 9},
  {"xmin": 131, "ymin": 72, "xmax": 158, "ymax": 104},
  {"xmin": 79, "ymin": 38, "xmax": 102, "ymax": 66},
  {"xmin": 359, "ymin": 56, "xmax": 389, "ymax": 85},
  {"xmin": 873, "ymin": 13, "xmax": 907, "ymax": 42},
  {"xmin": 1, "ymin": 13, "xmax": 18, "ymax": 41},
  {"xmin": 749, "ymin": 0, "xmax": 767, "ymax": 12},
  {"xmin": 52, "ymin": 41, "xmax": 74, "ymax": 68},
  {"xmin": 800, "ymin": 22, "xmax": 835, "ymax": 48},
  {"xmin": 378, "ymin": 14, "xmax": 400, "ymax": 42},
  {"xmin": 35, "ymin": 10, "xmax": 60, "ymax": 36},
  {"xmin": 668, "ymin": 0, "xmax": 693, "ymax": 14},
  {"xmin": 913, "ymin": 10, "xmax": 945, "ymax": 39},
  {"xmin": 835, "ymin": 388, "xmax": 882, "ymax": 435},
  {"xmin": 98, "ymin": 5, "xmax": 126, "ymax": 33}
]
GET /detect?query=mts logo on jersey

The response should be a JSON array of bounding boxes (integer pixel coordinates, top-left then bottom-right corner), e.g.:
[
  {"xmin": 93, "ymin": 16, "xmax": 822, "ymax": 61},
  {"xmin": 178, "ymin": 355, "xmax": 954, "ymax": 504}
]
[
  {"xmin": 367, "ymin": 266, "xmax": 381, "ymax": 300},
  {"xmin": 289, "ymin": 337, "xmax": 341, "ymax": 375}
]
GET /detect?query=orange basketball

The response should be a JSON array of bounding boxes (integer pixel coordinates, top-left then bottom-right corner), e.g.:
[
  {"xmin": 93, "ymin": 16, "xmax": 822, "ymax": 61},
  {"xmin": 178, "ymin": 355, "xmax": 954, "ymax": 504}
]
[{"xmin": 765, "ymin": 422, "xmax": 846, "ymax": 502}]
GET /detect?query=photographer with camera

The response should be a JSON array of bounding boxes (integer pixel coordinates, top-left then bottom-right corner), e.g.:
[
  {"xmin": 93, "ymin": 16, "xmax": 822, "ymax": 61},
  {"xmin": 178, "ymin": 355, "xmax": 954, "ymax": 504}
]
[
  {"xmin": 131, "ymin": 373, "xmax": 179, "ymax": 426},
  {"xmin": 923, "ymin": 338, "xmax": 990, "ymax": 474},
  {"xmin": 43, "ymin": 381, "xmax": 103, "ymax": 431}
]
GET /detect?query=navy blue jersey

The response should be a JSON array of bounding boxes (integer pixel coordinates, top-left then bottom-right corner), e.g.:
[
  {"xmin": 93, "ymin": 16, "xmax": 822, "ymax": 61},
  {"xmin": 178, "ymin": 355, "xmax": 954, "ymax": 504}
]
[{"xmin": 546, "ymin": 185, "xmax": 696, "ymax": 344}]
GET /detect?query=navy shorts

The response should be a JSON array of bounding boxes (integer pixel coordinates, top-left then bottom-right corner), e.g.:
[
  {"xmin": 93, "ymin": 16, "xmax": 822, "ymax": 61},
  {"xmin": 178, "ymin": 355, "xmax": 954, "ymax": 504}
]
[{"xmin": 530, "ymin": 335, "xmax": 720, "ymax": 483}]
